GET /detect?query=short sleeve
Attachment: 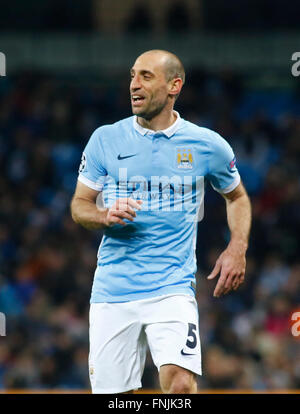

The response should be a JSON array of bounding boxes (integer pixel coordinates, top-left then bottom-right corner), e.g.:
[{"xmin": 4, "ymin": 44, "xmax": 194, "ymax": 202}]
[
  {"xmin": 207, "ymin": 132, "xmax": 240, "ymax": 194},
  {"xmin": 78, "ymin": 128, "xmax": 107, "ymax": 191}
]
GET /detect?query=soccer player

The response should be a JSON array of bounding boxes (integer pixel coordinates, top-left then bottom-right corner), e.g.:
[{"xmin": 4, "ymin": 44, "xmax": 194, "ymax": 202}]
[{"xmin": 70, "ymin": 50, "xmax": 251, "ymax": 394}]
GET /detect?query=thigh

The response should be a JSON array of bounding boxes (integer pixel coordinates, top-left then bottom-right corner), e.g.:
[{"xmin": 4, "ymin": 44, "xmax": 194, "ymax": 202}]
[
  {"xmin": 144, "ymin": 295, "xmax": 202, "ymax": 376},
  {"xmin": 89, "ymin": 302, "xmax": 147, "ymax": 394}
]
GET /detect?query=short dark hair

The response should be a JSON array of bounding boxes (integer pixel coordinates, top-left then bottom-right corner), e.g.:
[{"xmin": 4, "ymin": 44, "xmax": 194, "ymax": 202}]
[{"xmin": 162, "ymin": 51, "xmax": 185, "ymax": 86}]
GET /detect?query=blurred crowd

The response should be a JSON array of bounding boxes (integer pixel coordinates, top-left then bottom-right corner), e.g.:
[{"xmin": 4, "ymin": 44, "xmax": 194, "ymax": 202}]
[
  {"xmin": 1, "ymin": 0, "xmax": 300, "ymax": 32},
  {"xmin": 0, "ymin": 68, "xmax": 299, "ymax": 391}
]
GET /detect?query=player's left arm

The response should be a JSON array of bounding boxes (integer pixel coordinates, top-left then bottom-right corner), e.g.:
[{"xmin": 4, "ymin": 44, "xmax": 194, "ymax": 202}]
[{"xmin": 207, "ymin": 181, "xmax": 252, "ymax": 297}]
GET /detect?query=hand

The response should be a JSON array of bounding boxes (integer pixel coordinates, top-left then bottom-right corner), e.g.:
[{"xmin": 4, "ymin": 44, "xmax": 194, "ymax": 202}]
[
  {"xmin": 207, "ymin": 244, "xmax": 246, "ymax": 298},
  {"xmin": 104, "ymin": 198, "xmax": 143, "ymax": 227}
]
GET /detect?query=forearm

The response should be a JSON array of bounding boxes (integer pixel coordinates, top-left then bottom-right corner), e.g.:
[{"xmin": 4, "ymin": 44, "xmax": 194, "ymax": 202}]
[
  {"xmin": 71, "ymin": 197, "xmax": 108, "ymax": 230},
  {"xmin": 226, "ymin": 194, "xmax": 252, "ymax": 252}
]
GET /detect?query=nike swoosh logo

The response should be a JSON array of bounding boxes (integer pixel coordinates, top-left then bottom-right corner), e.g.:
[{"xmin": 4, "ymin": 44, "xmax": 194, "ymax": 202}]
[
  {"xmin": 117, "ymin": 153, "xmax": 137, "ymax": 160},
  {"xmin": 181, "ymin": 349, "xmax": 194, "ymax": 356}
]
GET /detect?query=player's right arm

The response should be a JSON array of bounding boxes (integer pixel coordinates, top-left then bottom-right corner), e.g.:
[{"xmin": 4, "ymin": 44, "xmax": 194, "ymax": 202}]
[{"xmin": 70, "ymin": 181, "xmax": 142, "ymax": 230}]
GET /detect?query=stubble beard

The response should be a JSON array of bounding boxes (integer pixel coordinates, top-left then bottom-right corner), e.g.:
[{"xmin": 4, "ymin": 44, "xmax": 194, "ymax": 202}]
[{"xmin": 133, "ymin": 97, "xmax": 169, "ymax": 121}]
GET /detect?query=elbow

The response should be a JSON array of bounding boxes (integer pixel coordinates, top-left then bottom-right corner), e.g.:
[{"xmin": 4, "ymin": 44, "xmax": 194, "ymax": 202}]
[{"xmin": 71, "ymin": 211, "xmax": 79, "ymax": 225}]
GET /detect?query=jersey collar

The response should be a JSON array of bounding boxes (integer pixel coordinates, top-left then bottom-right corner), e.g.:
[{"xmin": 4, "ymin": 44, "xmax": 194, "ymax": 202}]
[{"xmin": 133, "ymin": 111, "xmax": 182, "ymax": 138}]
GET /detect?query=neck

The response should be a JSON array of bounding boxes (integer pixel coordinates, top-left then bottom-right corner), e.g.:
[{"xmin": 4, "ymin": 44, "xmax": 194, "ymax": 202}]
[{"xmin": 137, "ymin": 108, "xmax": 177, "ymax": 131}]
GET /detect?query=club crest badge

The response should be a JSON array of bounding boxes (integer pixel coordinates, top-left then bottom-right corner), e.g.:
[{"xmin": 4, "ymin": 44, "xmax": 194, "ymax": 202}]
[{"xmin": 176, "ymin": 148, "xmax": 194, "ymax": 170}]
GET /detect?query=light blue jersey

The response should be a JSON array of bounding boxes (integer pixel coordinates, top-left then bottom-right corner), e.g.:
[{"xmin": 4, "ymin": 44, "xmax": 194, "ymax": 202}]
[{"xmin": 78, "ymin": 112, "xmax": 240, "ymax": 303}]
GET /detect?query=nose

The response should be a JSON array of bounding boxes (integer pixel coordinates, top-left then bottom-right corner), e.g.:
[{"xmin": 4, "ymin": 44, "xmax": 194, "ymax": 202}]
[{"xmin": 130, "ymin": 74, "xmax": 141, "ymax": 91}]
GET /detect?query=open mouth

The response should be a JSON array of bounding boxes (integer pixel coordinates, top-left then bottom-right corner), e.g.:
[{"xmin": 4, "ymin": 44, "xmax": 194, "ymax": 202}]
[{"xmin": 132, "ymin": 95, "xmax": 145, "ymax": 105}]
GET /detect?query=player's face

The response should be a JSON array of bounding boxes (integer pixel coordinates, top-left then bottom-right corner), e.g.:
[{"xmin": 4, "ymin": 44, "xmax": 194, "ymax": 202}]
[{"xmin": 130, "ymin": 54, "xmax": 170, "ymax": 120}]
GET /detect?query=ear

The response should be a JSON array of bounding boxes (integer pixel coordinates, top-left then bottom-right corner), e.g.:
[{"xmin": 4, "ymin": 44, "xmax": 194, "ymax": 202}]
[{"xmin": 168, "ymin": 77, "xmax": 183, "ymax": 97}]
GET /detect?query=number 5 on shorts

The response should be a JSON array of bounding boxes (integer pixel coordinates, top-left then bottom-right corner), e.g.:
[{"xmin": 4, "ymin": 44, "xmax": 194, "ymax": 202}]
[{"xmin": 186, "ymin": 323, "xmax": 197, "ymax": 349}]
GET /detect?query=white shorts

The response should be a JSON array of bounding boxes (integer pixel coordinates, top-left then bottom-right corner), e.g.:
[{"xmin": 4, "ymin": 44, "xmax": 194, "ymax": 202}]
[{"xmin": 89, "ymin": 294, "xmax": 202, "ymax": 394}]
